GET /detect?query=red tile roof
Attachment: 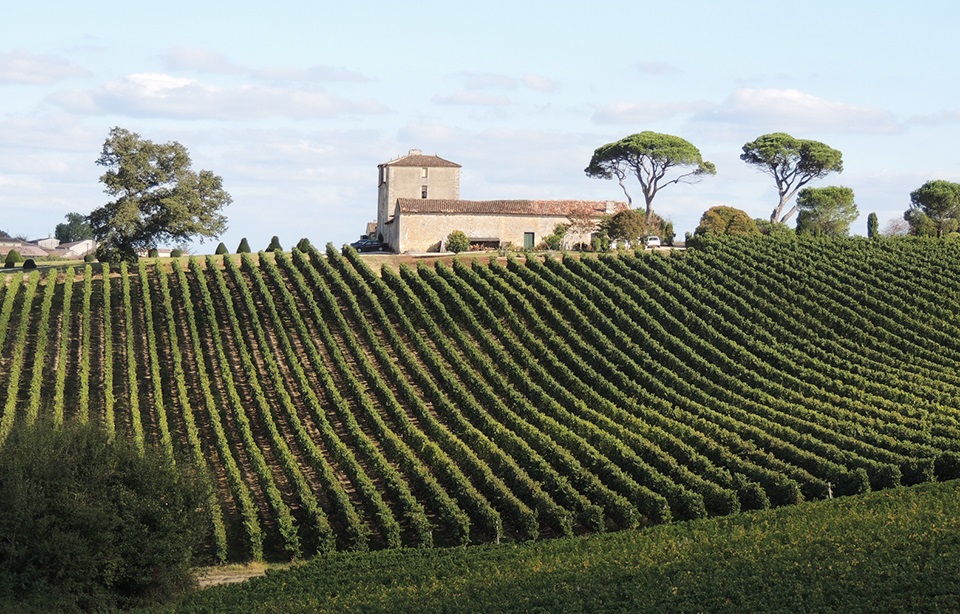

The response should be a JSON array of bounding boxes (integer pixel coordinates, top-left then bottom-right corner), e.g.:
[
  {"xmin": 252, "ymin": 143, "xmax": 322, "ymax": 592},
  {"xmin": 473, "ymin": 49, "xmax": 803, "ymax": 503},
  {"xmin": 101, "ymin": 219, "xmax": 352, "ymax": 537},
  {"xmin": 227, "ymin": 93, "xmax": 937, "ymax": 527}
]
[
  {"xmin": 382, "ymin": 153, "xmax": 461, "ymax": 168},
  {"xmin": 396, "ymin": 199, "xmax": 626, "ymax": 217}
]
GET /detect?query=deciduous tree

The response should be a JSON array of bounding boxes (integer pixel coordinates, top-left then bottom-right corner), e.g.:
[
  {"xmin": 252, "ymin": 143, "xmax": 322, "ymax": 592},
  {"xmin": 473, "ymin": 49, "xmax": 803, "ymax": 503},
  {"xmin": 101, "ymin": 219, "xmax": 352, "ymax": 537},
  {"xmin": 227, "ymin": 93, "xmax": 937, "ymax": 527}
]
[
  {"xmin": 694, "ymin": 206, "xmax": 760, "ymax": 237},
  {"xmin": 90, "ymin": 127, "xmax": 230, "ymax": 262},
  {"xmin": 585, "ymin": 132, "xmax": 715, "ymax": 218},
  {"xmin": 795, "ymin": 186, "xmax": 858, "ymax": 236},
  {"xmin": 740, "ymin": 133, "xmax": 843, "ymax": 224},
  {"xmin": 54, "ymin": 212, "xmax": 94, "ymax": 243},
  {"xmin": 906, "ymin": 180, "xmax": 960, "ymax": 238}
]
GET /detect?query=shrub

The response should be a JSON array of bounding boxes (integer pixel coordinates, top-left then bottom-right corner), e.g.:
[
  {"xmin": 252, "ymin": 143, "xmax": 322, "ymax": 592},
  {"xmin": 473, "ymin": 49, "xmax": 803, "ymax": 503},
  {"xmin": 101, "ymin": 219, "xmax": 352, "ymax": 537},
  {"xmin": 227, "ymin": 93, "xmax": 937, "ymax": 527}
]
[
  {"xmin": 215, "ymin": 242, "xmax": 228, "ymax": 255},
  {"xmin": 5, "ymin": 249, "xmax": 22, "ymax": 266},
  {"xmin": 296, "ymin": 238, "xmax": 312, "ymax": 252},
  {"xmin": 22, "ymin": 259, "xmax": 36, "ymax": 270},
  {"xmin": 266, "ymin": 236, "xmax": 283, "ymax": 252},
  {"xmin": 148, "ymin": 248, "xmax": 159, "ymax": 258},
  {"xmin": 83, "ymin": 254, "xmax": 96, "ymax": 263},
  {"xmin": 237, "ymin": 237, "xmax": 251, "ymax": 253},
  {"xmin": 446, "ymin": 230, "xmax": 469, "ymax": 253},
  {"xmin": 170, "ymin": 248, "xmax": 184, "ymax": 258},
  {"xmin": 0, "ymin": 419, "xmax": 211, "ymax": 611}
]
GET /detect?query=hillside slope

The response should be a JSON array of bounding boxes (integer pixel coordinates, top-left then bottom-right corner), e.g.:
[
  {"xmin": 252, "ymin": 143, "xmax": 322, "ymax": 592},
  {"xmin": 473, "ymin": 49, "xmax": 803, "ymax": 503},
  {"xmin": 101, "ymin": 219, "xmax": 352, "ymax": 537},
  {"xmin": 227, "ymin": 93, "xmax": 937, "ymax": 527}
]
[{"xmin": 1, "ymin": 236, "xmax": 959, "ymax": 561}]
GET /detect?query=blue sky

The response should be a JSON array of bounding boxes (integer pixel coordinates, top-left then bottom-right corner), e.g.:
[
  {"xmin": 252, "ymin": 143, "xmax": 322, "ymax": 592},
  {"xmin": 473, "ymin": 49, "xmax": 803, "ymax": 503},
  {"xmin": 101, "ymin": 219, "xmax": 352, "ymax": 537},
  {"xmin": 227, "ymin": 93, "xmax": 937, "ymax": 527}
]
[{"xmin": 3, "ymin": 0, "xmax": 959, "ymax": 249}]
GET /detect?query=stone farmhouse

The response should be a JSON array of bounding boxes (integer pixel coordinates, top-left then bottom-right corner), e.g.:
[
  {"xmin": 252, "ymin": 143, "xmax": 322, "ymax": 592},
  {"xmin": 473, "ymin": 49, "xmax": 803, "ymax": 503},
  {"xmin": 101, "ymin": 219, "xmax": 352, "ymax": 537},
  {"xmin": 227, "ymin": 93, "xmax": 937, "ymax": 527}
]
[
  {"xmin": 0, "ymin": 236, "xmax": 97, "ymax": 260},
  {"xmin": 374, "ymin": 149, "xmax": 625, "ymax": 253}
]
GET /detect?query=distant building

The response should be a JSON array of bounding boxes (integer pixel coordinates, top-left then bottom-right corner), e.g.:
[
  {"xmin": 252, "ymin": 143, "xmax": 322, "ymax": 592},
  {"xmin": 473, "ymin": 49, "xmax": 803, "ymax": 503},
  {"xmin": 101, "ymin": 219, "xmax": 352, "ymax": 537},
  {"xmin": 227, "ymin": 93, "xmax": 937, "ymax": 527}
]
[{"xmin": 373, "ymin": 149, "xmax": 625, "ymax": 253}]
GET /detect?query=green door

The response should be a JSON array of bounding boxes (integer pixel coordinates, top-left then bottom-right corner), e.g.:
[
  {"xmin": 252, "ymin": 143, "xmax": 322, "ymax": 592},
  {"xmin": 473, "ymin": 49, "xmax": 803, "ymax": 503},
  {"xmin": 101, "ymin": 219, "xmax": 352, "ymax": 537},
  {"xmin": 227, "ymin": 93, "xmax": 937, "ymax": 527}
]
[{"xmin": 523, "ymin": 232, "xmax": 535, "ymax": 250}]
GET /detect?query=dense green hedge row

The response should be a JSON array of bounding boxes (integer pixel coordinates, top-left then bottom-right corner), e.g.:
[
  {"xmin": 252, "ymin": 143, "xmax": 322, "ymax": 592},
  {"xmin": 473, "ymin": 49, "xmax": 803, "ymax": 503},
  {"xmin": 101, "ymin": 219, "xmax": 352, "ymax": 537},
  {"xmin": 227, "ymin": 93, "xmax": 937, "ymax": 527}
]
[{"xmin": 1, "ymin": 236, "xmax": 959, "ymax": 560}]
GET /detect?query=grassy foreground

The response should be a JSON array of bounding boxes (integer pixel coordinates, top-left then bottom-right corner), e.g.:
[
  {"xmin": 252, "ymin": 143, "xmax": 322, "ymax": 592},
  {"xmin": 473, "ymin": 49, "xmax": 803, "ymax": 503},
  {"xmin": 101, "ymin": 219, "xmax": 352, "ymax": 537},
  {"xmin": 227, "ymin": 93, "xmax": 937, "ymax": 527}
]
[{"xmin": 163, "ymin": 480, "xmax": 960, "ymax": 613}]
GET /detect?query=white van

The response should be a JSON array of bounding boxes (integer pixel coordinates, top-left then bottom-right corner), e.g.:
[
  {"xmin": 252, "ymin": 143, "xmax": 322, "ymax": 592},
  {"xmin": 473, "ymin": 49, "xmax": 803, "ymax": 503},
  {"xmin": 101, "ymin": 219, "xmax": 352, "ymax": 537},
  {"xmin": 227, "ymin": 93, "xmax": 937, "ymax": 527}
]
[{"xmin": 645, "ymin": 236, "xmax": 661, "ymax": 249}]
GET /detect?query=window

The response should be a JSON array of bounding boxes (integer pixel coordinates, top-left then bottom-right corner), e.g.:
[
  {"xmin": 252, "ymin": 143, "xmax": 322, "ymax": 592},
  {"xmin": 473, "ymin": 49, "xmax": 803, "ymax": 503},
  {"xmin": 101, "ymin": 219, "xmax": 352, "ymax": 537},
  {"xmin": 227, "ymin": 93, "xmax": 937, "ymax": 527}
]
[
  {"xmin": 421, "ymin": 167, "xmax": 428, "ymax": 178},
  {"xmin": 421, "ymin": 185, "xmax": 428, "ymax": 199}
]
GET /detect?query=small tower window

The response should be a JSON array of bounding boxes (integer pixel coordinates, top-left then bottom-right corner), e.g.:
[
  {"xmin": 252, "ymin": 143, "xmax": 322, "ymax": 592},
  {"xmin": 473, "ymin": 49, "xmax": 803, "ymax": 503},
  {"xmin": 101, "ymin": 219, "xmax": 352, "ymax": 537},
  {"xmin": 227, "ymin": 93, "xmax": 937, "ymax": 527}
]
[
  {"xmin": 421, "ymin": 185, "xmax": 428, "ymax": 199},
  {"xmin": 421, "ymin": 167, "xmax": 428, "ymax": 178}
]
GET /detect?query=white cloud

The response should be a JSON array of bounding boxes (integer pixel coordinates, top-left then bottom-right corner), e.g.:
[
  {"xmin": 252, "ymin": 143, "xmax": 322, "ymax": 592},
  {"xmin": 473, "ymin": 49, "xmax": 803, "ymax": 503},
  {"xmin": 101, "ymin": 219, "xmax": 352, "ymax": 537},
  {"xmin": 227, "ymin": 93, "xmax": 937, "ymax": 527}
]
[
  {"xmin": 522, "ymin": 73, "xmax": 559, "ymax": 92},
  {"xmin": 0, "ymin": 50, "xmax": 90, "ymax": 84},
  {"xmin": 433, "ymin": 91, "xmax": 512, "ymax": 106},
  {"xmin": 48, "ymin": 73, "xmax": 390, "ymax": 120},
  {"xmin": 253, "ymin": 65, "xmax": 372, "ymax": 83},
  {"xmin": 702, "ymin": 88, "xmax": 899, "ymax": 133},
  {"xmin": 162, "ymin": 47, "xmax": 244, "ymax": 74},
  {"xmin": 592, "ymin": 100, "xmax": 710, "ymax": 124}
]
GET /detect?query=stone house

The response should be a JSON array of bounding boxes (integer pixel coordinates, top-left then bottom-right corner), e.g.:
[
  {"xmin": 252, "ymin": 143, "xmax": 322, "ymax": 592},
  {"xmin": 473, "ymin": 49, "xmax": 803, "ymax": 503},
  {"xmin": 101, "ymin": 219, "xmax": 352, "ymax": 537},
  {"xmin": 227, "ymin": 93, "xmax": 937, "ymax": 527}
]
[{"xmin": 375, "ymin": 149, "xmax": 625, "ymax": 253}]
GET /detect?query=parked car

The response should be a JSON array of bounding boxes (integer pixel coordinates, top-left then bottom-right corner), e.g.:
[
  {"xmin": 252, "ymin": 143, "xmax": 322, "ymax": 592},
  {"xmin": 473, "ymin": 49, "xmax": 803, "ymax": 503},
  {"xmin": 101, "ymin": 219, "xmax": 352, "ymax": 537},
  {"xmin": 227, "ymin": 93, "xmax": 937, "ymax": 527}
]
[
  {"xmin": 645, "ymin": 235, "xmax": 661, "ymax": 249},
  {"xmin": 350, "ymin": 238, "xmax": 390, "ymax": 253}
]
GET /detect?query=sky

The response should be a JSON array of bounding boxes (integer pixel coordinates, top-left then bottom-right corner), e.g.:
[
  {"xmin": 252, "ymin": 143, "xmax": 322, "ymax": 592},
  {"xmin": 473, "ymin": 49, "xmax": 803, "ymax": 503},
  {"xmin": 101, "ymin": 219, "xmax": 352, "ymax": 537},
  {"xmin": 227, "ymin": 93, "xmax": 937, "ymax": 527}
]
[{"xmin": 2, "ymin": 0, "xmax": 960, "ymax": 250}]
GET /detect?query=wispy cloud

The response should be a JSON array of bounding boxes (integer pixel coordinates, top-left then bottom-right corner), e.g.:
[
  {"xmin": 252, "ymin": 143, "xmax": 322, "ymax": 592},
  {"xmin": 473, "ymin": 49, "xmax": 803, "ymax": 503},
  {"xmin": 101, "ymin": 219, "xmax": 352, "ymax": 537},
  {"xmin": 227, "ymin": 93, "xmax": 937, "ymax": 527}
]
[
  {"xmin": 161, "ymin": 46, "xmax": 372, "ymax": 83},
  {"xmin": 433, "ymin": 91, "xmax": 512, "ymax": 106},
  {"xmin": 0, "ymin": 50, "xmax": 90, "ymax": 84},
  {"xmin": 701, "ymin": 88, "xmax": 899, "ymax": 133},
  {"xmin": 48, "ymin": 72, "xmax": 390, "ymax": 120}
]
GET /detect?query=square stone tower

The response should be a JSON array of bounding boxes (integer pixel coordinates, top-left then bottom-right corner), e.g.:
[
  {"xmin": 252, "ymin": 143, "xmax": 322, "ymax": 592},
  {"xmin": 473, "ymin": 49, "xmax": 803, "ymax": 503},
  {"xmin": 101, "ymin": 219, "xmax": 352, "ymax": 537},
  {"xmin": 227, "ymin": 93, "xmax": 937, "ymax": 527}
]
[{"xmin": 376, "ymin": 149, "xmax": 461, "ymax": 241}]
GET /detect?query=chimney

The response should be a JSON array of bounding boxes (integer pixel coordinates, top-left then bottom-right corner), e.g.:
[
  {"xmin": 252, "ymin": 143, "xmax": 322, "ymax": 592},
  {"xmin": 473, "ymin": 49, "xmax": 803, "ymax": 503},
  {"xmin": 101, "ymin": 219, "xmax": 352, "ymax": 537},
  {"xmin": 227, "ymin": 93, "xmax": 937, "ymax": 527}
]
[{"xmin": 408, "ymin": 148, "xmax": 422, "ymax": 156}]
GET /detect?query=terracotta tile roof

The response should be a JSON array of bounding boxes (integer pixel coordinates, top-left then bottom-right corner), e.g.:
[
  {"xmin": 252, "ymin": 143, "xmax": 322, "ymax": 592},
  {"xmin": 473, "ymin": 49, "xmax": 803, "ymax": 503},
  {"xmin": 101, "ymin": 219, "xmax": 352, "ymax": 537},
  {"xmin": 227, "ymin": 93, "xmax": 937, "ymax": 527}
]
[
  {"xmin": 382, "ymin": 152, "xmax": 461, "ymax": 168},
  {"xmin": 396, "ymin": 199, "xmax": 626, "ymax": 217}
]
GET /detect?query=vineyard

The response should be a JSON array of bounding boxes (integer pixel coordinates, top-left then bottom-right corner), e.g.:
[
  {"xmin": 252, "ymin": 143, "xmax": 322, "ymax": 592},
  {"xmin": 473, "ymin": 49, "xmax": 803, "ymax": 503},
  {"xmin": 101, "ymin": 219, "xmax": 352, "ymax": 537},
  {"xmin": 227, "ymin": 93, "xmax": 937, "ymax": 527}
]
[{"xmin": 2, "ymin": 236, "xmax": 960, "ymax": 563}]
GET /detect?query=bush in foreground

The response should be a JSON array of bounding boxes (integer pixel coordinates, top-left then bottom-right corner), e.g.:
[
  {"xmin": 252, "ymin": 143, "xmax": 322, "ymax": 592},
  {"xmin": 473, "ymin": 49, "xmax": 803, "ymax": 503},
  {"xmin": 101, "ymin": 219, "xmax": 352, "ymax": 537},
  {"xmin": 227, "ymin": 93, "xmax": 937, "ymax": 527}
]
[
  {"xmin": 0, "ymin": 419, "xmax": 211, "ymax": 612},
  {"xmin": 446, "ymin": 230, "xmax": 469, "ymax": 253}
]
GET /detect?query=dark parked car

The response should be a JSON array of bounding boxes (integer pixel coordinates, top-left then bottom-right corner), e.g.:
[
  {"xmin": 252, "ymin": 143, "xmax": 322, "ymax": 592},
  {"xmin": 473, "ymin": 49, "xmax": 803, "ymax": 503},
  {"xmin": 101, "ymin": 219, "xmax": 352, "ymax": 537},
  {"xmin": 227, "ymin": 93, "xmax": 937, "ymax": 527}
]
[{"xmin": 350, "ymin": 238, "xmax": 390, "ymax": 253}]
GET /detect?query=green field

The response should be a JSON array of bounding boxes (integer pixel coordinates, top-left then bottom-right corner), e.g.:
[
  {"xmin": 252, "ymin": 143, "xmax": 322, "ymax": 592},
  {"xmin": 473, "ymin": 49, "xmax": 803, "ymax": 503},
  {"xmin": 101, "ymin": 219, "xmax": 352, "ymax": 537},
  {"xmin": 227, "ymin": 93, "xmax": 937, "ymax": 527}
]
[
  {"xmin": 2, "ymin": 236, "xmax": 960, "ymax": 567},
  {"xmin": 164, "ymin": 479, "xmax": 960, "ymax": 613}
]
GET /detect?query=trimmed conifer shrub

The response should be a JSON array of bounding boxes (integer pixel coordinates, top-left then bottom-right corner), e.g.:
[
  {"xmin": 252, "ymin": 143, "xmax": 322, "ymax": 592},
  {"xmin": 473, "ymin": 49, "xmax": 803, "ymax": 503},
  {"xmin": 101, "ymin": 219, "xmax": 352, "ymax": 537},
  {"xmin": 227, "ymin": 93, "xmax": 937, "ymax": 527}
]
[
  {"xmin": 237, "ymin": 237, "xmax": 251, "ymax": 253},
  {"xmin": 446, "ymin": 230, "xmax": 469, "ymax": 253},
  {"xmin": 266, "ymin": 236, "xmax": 282, "ymax": 252},
  {"xmin": 5, "ymin": 249, "xmax": 22, "ymax": 266},
  {"xmin": 22, "ymin": 259, "xmax": 36, "ymax": 269},
  {"xmin": 215, "ymin": 242, "xmax": 228, "ymax": 255},
  {"xmin": 296, "ymin": 238, "xmax": 312, "ymax": 252}
]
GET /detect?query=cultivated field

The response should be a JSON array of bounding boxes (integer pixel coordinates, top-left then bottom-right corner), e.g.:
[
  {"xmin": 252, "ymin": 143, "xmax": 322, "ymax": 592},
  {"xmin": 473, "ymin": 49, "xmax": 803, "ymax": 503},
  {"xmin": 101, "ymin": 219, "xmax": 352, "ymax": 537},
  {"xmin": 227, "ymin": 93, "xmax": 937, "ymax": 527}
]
[{"xmin": 2, "ymin": 236, "xmax": 959, "ymax": 562}]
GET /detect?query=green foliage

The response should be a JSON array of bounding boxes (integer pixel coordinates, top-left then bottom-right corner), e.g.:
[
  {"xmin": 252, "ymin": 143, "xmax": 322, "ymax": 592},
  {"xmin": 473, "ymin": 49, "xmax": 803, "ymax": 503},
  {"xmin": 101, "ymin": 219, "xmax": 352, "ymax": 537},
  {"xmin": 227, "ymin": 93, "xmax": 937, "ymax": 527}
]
[
  {"xmin": 542, "ymin": 223, "xmax": 569, "ymax": 250},
  {"xmin": 54, "ymin": 212, "xmax": 94, "ymax": 243},
  {"xmin": 296, "ymin": 237, "xmax": 312, "ymax": 252},
  {"xmin": 265, "ymin": 235, "xmax": 283, "ymax": 252},
  {"xmin": 585, "ymin": 131, "xmax": 715, "ymax": 217},
  {"xmin": 83, "ymin": 253, "xmax": 96, "ymax": 263},
  {"xmin": 601, "ymin": 210, "xmax": 673, "ymax": 248},
  {"xmin": 795, "ymin": 186, "xmax": 859, "ymax": 236},
  {"xmin": 5, "ymin": 249, "xmax": 22, "ymax": 265},
  {"xmin": 694, "ymin": 205, "xmax": 760, "ymax": 237},
  {"xmin": 148, "ymin": 247, "xmax": 159, "ymax": 258},
  {"xmin": 755, "ymin": 219, "xmax": 796, "ymax": 238},
  {"xmin": 445, "ymin": 229, "xmax": 470, "ymax": 253},
  {"xmin": 0, "ymin": 419, "xmax": 211, "ymax": 612},
  {"xmin": 741, "ymin": 133, "xmax": 843, "ymax": 223},
  {"xmin": 867, "ymin": 212, "xmax": 879, "ymax": 238},
  {"xmin": 174, "ymin": 481, "xmax": 960, "ymax": 613},
  {"xmin": 170, "ymin": 248, "xmax": 185, "ymax": 258},
  {"xmin": 237, "ymin": 237, "xmax": 251, "ymax": 253},
  {"xmin": 907, "ymin": 179, "xmax": 960, "ymax": 237},
  {"xmin": 215, "ymin": 242, "xmax": 229, "ymax": 255},
  {"xmin": 89, "ymin": 127, "xmax": 230, "ymax": 263},
  {"xmin": 22, "ymin": 258, "xmax": 36, "ymax": 269}
]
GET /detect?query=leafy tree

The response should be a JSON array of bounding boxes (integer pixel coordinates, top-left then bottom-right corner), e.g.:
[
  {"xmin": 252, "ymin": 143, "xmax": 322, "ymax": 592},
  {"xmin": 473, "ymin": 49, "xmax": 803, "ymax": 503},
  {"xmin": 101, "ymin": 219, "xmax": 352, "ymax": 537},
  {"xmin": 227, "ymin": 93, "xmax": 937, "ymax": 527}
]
[
  {"xmin": 237, "ymin": 237, "xmax": 251, "ymax": 253},
  {"xmin": 906, "ymin": 180, "xmax": 960, "ymax": 238},
  {"xmin": 148, "ymin": 247, "xmax": 160, "ymax": 258},
  {"xmin": 265, "ymin": 236, "xmax": 283, "ymax": 252},
  {"xmin": 89, "ymin": 127, "xmax": 231, "ymax": 263},
  {"xmin": 867, "ymin": 213, "xmax": 879, "ymax": 238},
  {"xmin": 741, "ymin": 133, "xmax": 843, "ymax": 223},
  {"xmin": 543, "ymin": 223, "xmax": 569, "ymax": 250},
  {"xmin": 170, "ymin": 248, "xmax": 185, "ymax": 258},
  {"xmin": 795, "ymin": 186, "xmax": 859, "ymax": 236},
  {"xmin": 215, "ymin": 242, "xmax": 228, "ymax": 255},
  {"xmin": 54, "ymin": 212, "xmax": 94, "ymax": 243},
  {"xmin": 0, "ymin": 419, "xmax": 210, "ymax": 611},
  {"xmin": 446, "ymin": 230, "xmax": 469, "ymax": 253},
  {"xmin": 585, "ymin": 131, "xmax": 716, "ymax": 218},
  {"xmin": 5, "ymin": 249, "xmax": 22, "ymax": 266},
  {"xmin": 694, "ymin": 206, "xmax": 760, "ymax": 237},
  {"xmin": 755, "ymin": 219, "xmax": 796, "ymax": 238}
]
